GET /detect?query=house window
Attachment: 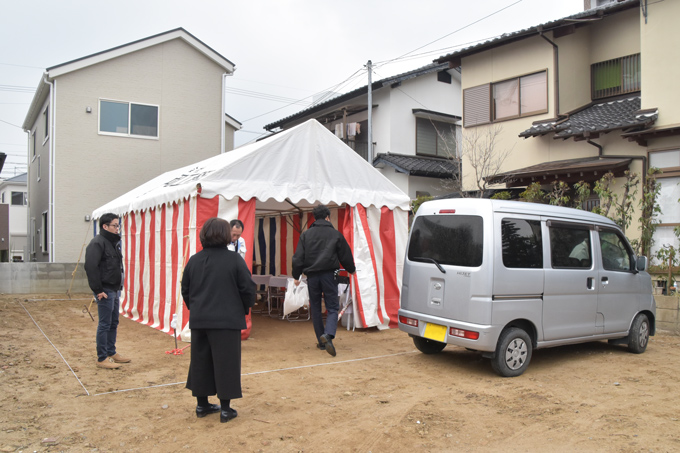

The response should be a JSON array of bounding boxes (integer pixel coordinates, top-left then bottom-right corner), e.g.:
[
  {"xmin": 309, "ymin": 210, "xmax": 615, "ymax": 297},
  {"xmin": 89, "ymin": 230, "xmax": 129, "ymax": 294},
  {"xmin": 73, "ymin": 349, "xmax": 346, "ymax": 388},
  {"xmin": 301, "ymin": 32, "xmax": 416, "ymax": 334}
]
[
  {"xmin": 416, "ymin": 118, "xmax": 457, "ymax": 158},
  {"xmin": 591, "ymin": 53, "xmax": 640, "ymax": 100},
  {"xmin": 11, "ymin": 192, "xmax": 27, "ymax": 206},
  {"xmin": 31, "ymin": 131, "xmax": 36, "ymax": 159},
  {"xmin": 463, "ymin": 71, "xmax": 548, "ymax": 127},
  {"xmin": 41, "ymin": 211, "xmax": 48, "ymax": 254},
  {"xmin": 99, "ymin": 100, "xmax": 159, "ymax": 138},
  {"xmin": 648, "ymin": 148, "xmax": 679, "ymax": 261},
  {"xmin": 37, "ymin": 155, "xmax": 41, "ymax": 182},
  {"xmin": 43, "ymin": 107, "xmax": 49, "ymax": 142}
]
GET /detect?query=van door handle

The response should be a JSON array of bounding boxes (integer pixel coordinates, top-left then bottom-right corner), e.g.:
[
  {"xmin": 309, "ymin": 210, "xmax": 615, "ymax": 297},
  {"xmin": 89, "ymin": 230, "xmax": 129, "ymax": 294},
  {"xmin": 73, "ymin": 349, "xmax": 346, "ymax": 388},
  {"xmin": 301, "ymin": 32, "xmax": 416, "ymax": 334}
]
[
  {"xmin": 601, "ymin": 277, "xmax": 609, "ymax": 286},
  {"xmin": 587, "ymin": 277, "xmax": 595, "ymax": 290}
]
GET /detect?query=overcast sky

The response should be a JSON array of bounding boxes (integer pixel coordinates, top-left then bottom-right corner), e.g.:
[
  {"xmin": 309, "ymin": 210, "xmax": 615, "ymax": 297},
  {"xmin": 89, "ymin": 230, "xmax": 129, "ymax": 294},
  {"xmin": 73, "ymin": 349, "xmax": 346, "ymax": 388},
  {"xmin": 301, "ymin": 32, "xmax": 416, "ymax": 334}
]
[{"xmin": 0, "ymin": 0, "xmax": 585, "ymax": 179}]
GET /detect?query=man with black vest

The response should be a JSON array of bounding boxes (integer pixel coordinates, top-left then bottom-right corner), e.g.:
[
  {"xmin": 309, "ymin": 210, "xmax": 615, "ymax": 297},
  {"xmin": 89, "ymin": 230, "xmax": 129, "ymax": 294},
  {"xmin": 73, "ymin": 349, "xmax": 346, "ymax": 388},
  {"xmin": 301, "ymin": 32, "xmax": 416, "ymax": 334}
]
[
  {"xmin": 292, "ymin": 205, "xmax": 355, "ymax": 356},
  {"xmin": 85, "ymin": 213, "xmax": 130, "ymax": 370}
]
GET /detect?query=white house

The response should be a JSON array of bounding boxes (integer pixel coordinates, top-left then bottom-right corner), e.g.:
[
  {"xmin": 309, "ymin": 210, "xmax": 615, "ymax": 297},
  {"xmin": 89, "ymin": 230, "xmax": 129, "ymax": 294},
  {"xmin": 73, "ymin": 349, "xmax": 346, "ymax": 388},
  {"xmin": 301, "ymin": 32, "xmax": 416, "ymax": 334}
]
[{"xmin": 0, "ymin": 173, "xmax": 28, "ymax": 261}]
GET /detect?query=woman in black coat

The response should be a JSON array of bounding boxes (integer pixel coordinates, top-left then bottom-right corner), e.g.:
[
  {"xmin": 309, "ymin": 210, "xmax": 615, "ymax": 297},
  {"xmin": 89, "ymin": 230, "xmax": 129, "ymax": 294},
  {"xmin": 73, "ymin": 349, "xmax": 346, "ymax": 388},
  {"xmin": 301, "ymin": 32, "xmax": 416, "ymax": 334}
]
[{"xmin": 181, "ymin": 217, "xmax": 256, "ymax": 423}]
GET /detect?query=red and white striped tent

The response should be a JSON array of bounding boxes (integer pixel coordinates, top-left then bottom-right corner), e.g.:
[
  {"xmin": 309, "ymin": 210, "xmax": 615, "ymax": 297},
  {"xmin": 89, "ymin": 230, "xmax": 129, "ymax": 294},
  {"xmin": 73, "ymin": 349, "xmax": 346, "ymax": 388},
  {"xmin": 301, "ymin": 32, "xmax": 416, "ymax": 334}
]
[{"xmin": 92, "ymin": 119, "xmax": 410, "ymax": 340}]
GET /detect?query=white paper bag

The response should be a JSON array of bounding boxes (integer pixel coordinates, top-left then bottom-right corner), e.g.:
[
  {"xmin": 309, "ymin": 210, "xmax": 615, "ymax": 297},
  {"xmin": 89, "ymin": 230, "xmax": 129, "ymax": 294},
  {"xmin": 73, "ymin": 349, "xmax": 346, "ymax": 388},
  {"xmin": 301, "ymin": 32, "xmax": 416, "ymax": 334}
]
[{"xmin": 283, "ymin": 278, "xmax": 309, "ymax": 316}]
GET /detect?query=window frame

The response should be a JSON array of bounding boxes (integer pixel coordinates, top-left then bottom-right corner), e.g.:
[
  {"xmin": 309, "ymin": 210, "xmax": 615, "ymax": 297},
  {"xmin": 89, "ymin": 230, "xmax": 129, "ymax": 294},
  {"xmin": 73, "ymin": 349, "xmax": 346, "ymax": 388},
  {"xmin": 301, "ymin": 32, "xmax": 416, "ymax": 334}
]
[
  {"xmin": 598, "ymin": 228, "xmax": 635, "ymax": 272},
  {"xmin": 463, "ymin": 70, "xmax": 549, "ymax": 127},
  {"xmin": 548, "ymin": 224, "xmax": 594, "ymax": 269},
  {"xmin": 415, "ymin": 117, "xmax": 458, "ymax": 158},
  {"xmin": 41, "ymin": 211, "xmax": 48, "ymax": 254},
  {"xmin": 590, "ymin": 53, "xmax": 641, "ymax": 101},
  {"xmin": 501, "ymin": 217, "xmax": 543, "ymax": 269},
  {"xmin": 11, "ymin": 191, "xmax": 27, "ymax": 206},
  {"xmin": 98, "ymin": 98, "xmax": 160, "ymax": 139},
  {"xmin": 42, "ymin": 106, "xmax": 49, "ymax": 145}
]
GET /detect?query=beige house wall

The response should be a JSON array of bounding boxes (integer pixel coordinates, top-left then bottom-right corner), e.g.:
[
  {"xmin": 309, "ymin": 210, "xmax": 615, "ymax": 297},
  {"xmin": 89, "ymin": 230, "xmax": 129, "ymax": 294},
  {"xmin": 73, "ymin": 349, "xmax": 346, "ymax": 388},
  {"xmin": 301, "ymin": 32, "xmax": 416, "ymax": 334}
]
[
  {"xmin": 640, "ymin": 0, "xmax": 680, "ymax": 127},
  {"xmin": 52, "ymin": 39, "xmax": 229, "ymax": 262},
  {"xmin": 588, "ymin": 9, "xmax": 640, "ymax": 64}
]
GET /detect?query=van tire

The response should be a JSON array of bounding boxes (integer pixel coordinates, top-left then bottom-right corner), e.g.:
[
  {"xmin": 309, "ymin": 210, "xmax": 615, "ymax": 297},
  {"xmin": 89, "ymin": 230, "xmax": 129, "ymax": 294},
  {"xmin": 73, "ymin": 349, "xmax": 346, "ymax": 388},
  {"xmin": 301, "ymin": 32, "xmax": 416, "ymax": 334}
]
[
  {"xmin": 628, "ymin": 313, "xmax": 650, "ymax": 354},
  {"xmin": 413, "ymin": 336, "xmax": 446, "ymax": 354},
  {"xmin": 491, "ymin": 327, "xmax": 532, "ymax": 377}
]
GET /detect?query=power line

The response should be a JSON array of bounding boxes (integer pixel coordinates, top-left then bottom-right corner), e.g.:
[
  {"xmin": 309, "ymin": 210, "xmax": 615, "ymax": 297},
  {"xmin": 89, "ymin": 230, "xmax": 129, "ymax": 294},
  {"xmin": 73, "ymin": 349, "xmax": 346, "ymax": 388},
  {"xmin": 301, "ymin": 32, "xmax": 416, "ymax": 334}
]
[
  {"xmin": 0, "ymin": 62, "xmax": 44, "ymax": 69},
  {"xmin": 0, "ymin": 118, "xmax": 22, "ymax": 128},
  {"xmin": 374, "ymin": 0, "xmax": 523, "ymax": 69},
  {"xmin": 0, "ymin": 84, "xmax": 36, "ymax": 93}
]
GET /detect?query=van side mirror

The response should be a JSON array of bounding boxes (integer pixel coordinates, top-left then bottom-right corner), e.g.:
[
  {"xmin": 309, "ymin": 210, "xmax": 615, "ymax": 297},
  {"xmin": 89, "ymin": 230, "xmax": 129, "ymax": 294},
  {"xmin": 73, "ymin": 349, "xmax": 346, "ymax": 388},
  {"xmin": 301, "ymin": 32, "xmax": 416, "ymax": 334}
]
[{"xmin": 636, "ymin": 256, "xmax": 648, "ymax": 272}]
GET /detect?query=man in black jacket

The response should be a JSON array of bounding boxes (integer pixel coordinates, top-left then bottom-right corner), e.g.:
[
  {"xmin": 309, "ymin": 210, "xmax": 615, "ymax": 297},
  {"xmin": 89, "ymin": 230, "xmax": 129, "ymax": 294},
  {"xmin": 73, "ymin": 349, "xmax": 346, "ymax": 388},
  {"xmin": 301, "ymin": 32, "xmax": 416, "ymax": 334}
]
[
  {"xmin": 292, "ymin": 205, "xmax": 355, "ymax": 356},
  {"xmin": 85, "ymin": 213, "xmax": 130, "ymax": 370}
]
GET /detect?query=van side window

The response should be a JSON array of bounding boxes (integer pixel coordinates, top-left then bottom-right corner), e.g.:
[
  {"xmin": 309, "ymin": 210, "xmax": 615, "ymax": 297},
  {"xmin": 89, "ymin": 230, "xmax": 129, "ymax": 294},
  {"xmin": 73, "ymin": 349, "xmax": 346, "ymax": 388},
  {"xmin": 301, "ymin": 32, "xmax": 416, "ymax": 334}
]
[
  {"xmin": 599, "ymin": 230, "xmax": 633, "ymax": 271},
  {"xmin": 408, "ymin": 215, "xmax": 483, "ymax": 267},
  {"xmin": 550, "ymin": 226, "xmax": 592, "ymax": 268},
  {"xmin": 501, "ymin": 218, "xmax": 542, "ymax": 268}
]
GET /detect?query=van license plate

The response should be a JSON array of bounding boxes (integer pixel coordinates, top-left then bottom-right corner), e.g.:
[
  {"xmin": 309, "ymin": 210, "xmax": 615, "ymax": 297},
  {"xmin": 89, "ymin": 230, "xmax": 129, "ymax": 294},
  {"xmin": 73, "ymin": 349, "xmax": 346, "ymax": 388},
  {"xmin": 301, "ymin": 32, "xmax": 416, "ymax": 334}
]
[{"xmin": 423, "ymin": 323, "xmax": 447, "ymax": 342}]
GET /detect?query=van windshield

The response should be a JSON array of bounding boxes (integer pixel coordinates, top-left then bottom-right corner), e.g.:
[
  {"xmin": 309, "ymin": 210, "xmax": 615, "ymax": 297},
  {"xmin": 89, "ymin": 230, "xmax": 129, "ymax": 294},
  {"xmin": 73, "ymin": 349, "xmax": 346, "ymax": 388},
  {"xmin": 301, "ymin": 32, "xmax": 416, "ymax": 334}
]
[{"xmin": 408, "ymin": 215, "xmax": 483, "ymax": 267}]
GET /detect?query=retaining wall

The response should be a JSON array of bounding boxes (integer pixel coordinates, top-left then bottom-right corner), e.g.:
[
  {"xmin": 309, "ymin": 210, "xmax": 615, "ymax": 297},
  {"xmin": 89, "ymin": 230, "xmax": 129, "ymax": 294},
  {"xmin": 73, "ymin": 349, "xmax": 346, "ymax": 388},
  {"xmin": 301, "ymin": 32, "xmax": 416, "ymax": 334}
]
[
  {"xmin": 655, "ymin": 295, "xmax": 680, "ymax": 334},
  {"xmin": 0, "ymin": 263, "xmax": 89, "ymax": 294}
]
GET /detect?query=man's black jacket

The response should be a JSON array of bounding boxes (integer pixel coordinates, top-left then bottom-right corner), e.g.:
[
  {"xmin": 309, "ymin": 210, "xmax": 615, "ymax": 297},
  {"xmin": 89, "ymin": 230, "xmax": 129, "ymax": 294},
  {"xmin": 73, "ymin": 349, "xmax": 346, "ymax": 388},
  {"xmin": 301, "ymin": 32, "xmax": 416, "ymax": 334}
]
[
  {"xmin": 292, "ymin": 219, "xmax": 356, "ymax": 279},
  {"xmin": 181, "ymin": 246, "xmax": 256, "ymax": 330},
  {"xmin": 84, "ymin": 229, "xmax": 123, "ymax": 294}
]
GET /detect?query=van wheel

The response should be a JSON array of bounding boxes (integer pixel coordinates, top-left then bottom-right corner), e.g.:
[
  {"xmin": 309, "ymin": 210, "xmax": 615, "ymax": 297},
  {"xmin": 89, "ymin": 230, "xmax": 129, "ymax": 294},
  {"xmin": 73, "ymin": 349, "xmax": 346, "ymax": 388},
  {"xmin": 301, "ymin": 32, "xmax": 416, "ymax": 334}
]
[
  {"xmin": 413, "ymin": 336, "xmax": 446, "ymax": 354},
  {"xmin": 628, "ymin": 314, "xmax": 650, "ymax": 354},
  {"xmin": 491, "ymin": 328, "xmax": 532, "ymax": 377}
]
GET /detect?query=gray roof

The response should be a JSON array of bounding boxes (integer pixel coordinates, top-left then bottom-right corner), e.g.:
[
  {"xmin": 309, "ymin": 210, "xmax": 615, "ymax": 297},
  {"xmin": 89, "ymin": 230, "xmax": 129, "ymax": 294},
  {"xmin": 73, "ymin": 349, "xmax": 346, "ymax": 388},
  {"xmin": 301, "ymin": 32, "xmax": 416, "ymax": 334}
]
[
  {"xmin": 435, "ymin": 0, "xmax": 638, "ymax": 65},
  {"xmin": 373, "ymin": 152, "xmax": 458, "ymax": 178},
  {"xmin": 519, "ymin": 96, "xmax": 657, "ymax": 139},
  {"xmin": 264, "ymin": 63, "xmax": 452, "ymax": 131}
]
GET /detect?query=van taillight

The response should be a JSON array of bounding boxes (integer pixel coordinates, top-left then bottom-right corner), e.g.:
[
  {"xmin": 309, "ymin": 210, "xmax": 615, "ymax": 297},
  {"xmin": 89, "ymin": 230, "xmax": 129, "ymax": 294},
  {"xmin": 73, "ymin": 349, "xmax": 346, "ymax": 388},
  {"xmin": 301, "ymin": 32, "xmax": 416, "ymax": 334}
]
[
  {"xmin": 399, "ymin": 316, "xmax": 418, "ymax": 327},
  {"xmin": 439, "ymin": 209, "xmax": 456, "ymax": 214},
  {"xmin": 450, "ymin": 328, "xmax": 479, "ymax": 340}
]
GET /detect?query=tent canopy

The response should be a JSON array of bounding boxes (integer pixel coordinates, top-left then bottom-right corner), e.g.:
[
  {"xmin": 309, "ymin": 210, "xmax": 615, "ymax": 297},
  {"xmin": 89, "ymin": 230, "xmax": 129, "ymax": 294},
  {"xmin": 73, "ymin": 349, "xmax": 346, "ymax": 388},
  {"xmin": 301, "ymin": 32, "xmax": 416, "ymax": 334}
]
[{"xmin": 93, "ymin": 119, "xmax": 410, "ymax": 219}]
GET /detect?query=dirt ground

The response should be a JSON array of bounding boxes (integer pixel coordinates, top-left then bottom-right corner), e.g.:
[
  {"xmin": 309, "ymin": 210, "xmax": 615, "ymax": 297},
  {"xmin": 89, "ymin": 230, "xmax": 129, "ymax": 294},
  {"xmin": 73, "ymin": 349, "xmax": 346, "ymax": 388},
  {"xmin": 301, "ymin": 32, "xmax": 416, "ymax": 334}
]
[{"xmin": 1, "ymin": 294, "xmax": 679, "ymax": 453}]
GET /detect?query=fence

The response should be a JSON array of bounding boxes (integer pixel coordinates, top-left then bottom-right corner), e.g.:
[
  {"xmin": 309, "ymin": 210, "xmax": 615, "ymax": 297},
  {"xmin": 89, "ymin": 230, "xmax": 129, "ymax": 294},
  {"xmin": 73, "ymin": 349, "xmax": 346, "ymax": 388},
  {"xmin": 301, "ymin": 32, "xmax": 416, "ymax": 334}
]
[{"xmin": 0, "ymin": 262, "xmax": 89, "ymax": 294}]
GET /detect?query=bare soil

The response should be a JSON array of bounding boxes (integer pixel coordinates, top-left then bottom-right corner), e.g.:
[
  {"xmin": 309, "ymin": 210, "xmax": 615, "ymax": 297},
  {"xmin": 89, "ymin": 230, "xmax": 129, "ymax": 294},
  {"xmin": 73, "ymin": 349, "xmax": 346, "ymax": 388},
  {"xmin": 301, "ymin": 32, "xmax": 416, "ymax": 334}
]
[{"xmin": 1, "ymin": 293, "xmax": 679, "ymax": 453}]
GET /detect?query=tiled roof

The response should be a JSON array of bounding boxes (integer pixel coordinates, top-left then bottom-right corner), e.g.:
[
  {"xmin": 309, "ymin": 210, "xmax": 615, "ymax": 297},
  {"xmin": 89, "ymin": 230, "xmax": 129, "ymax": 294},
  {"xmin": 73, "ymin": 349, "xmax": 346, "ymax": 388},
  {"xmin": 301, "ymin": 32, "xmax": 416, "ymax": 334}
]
[
  {"xmin": 264, "ymin": 63, "xmax": 451, "ymax": 131},
  {"xmin": 373, "ymin": 153, "xmax": 458, "ymax": 178},
  {"xmin": 519, "ymin": 96, "xmax": 657, "ymax": 139},
  {"xmin": 435, "ymin": 0, "xmax": 639, "ymax": 65}
]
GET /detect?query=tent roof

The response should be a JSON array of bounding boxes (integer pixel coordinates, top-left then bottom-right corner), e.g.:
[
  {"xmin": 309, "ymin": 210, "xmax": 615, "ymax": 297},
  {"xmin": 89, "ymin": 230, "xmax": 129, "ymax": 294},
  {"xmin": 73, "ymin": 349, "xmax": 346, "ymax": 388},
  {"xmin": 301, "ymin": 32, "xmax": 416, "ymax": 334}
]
[{"xmin": 93, "ymin": 119, "xmax": 411, "ymax": 218}]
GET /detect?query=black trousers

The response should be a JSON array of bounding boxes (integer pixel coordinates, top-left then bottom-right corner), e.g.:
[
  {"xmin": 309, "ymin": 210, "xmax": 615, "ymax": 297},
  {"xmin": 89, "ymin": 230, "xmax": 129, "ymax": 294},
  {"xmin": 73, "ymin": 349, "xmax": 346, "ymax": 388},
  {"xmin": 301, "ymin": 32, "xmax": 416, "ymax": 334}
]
[
  {"xmin": 307, "ymin": 271, "xmax": 339, "ymax": 342},
  {"xmin": 186, "ymin": 329, "xmax": 242, "ymax": 400}
]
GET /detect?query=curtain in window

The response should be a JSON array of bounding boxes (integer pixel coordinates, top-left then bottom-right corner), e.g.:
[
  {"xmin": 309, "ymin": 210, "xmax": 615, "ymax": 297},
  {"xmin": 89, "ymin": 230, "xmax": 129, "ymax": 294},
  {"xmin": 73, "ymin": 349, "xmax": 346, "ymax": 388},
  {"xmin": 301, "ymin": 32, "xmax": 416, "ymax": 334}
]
[
  {"xmin": 493, "ymin": 79, "xmax": 519, "ymax": 120},
  {"xmin": 520, "ymin": 72, "xmax": 547, "ymax": 115}
]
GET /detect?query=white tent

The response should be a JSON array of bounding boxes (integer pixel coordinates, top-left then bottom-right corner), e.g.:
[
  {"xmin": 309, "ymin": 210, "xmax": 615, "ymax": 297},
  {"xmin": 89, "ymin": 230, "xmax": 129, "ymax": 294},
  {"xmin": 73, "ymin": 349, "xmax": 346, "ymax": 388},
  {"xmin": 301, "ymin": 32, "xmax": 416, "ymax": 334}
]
[{"xmin": 93, "ymin": 119, "xmax": 411, "ymax": 339}]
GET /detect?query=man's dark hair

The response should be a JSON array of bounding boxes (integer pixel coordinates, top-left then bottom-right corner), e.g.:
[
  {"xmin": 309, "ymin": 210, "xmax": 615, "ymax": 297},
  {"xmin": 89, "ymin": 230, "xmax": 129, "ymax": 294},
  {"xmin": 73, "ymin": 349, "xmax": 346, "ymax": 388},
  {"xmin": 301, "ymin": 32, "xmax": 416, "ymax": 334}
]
[
  {"xmin": 200, "ymin": 218, "xmax": 230, "ymax": 247},
  {"xmin": 312, "ymin": 205, "xmax": 330, "ymax": 221},
  {"xmin": 230, "ymin": 219, "xmax": 244, "ymax": 230},
  {"xmin": 99, "ymin": 213, "xmax": 119, "ymax": 229}
]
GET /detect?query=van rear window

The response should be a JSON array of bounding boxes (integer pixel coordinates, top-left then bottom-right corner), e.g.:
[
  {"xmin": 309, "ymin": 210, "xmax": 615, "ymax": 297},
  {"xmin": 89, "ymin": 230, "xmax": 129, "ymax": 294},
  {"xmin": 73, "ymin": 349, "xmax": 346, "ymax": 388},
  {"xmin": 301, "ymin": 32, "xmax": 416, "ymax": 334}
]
[{"xmin": 408, "ymin": 215, "xmax": 483, "ymax": 267}]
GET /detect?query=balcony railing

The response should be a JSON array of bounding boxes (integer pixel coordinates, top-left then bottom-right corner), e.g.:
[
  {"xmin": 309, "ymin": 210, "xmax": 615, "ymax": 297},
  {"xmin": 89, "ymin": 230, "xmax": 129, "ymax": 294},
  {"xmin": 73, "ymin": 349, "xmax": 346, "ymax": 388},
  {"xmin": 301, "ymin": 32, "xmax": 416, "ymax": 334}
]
[
  {"xmin": 341, "ymin": 139, "xmax": 368, "ymax": 161},
  {"xmin": 591, "ymin": 53, "xmax": 641, "ymax": 100}
]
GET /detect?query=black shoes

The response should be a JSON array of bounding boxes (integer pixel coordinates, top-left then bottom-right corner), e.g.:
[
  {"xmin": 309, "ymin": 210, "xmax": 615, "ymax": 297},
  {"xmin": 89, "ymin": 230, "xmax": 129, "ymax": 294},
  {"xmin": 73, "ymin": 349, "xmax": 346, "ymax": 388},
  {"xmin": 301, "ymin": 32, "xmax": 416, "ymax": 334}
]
[
  {"xmin": 320, "ymin": 334, "xmax": 336, "ymax": 357},
  {"xmin": 316, "ymin": 343, "xmax": 326, "ymax": 351},
  {"xmin": 196, "ymin": 403, "xmax": 221, "ymax": 418},
  {"xmin": 220, "ymin": 408, "xmax": 238, "ymax": 423}
]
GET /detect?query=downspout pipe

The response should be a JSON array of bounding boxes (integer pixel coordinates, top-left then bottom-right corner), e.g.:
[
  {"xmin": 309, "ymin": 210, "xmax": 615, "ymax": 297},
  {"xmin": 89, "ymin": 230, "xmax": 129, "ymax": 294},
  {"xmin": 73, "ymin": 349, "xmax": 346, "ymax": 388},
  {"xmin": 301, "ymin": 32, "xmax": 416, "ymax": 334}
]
[
  {"xmin": 221, "ymin": 73, "xmax": 227, "ymax": 154},
  {"xmin": 587, "ymin": 139, "xmax": 647, "ymax": 186},
  {"xmin": 539, "ymin": 29, "xmax": 559, "ymax": 116},
  {"xmin": 42, "ymin": 73, "xmax": 56, "ymax": 262}
]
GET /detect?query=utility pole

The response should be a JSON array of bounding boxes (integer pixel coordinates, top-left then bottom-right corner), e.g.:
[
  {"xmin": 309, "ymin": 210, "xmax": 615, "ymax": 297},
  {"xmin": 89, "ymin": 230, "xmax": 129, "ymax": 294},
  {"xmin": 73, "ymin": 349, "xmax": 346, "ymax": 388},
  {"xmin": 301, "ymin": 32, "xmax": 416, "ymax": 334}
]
[{"xmin": 366, "ymin": 60, "xmax": 373, "ymax": 164}]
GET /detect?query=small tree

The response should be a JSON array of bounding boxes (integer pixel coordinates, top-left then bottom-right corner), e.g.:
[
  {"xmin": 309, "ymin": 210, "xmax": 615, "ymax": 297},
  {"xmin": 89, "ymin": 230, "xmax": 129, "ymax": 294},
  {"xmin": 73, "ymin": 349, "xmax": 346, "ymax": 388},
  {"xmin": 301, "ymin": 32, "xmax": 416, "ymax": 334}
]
[
  {"xmin": 411, "ymin": 195, "xmax": 434, "ymax": 215},
  {"xmin": 614, "ymin": 170, "xmax": 640, "ymax": 234},
  {"xmin": 592, "ymin": 172, "xmax": 616, "ymax": 217},
  {"xmin": 636, "ymin": 167, "xmax": 663, "ymax": 257},
  {"xmin": 548, "ymin": 181, "xmax": 570, "ymax": 206},
  {"xmin": 520, "ymin": 182, "xmax": 546, "ymax": 204},
  {"xmin": 491, "ymin": 191, "xmax": 512, "ymax": 200},
  {"xmin": 572, "ymin": 181, "xmax": 591, "ymax": 210}
]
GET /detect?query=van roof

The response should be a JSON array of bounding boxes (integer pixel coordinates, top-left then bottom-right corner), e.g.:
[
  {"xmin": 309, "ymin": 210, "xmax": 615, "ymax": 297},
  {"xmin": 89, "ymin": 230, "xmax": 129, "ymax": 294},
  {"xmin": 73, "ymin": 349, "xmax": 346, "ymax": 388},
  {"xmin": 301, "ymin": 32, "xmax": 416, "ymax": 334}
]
[{"xmin": 420, "ymin": 199, "xmax": 619, "ymax": 227}]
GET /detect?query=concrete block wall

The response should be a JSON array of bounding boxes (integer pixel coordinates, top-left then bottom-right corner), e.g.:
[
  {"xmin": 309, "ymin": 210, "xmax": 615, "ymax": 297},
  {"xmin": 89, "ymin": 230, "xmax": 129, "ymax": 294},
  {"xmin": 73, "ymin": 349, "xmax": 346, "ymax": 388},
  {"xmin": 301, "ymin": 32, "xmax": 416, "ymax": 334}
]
[
  {"xmin": 0, "ymin": 263, "xmax": 90, "ymax": 294},
  {"xmin": 655, "ymin": 295, "xmax": 680, "ymax": 333}
]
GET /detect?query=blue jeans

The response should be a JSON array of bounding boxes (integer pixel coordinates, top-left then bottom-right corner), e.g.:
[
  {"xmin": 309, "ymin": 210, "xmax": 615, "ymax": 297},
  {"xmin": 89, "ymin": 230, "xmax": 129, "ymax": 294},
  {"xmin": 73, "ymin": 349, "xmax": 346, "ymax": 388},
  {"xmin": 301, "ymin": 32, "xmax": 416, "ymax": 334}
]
[
  {"xmin": 307, "ymin": 272, "xmax": 339, "ymax": 342},
  {"xmin": 96, "ymin": 290, "xmax": 120, "ymax": 362}
]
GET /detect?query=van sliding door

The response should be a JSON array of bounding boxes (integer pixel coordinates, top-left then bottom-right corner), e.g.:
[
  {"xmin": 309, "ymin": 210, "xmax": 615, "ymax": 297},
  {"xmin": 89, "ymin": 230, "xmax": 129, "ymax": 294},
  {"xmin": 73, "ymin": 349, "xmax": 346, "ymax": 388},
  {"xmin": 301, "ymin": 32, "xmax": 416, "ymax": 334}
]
[{"xmin": 543, "ymin": 222, "xmax": 599, "ymax": 340}]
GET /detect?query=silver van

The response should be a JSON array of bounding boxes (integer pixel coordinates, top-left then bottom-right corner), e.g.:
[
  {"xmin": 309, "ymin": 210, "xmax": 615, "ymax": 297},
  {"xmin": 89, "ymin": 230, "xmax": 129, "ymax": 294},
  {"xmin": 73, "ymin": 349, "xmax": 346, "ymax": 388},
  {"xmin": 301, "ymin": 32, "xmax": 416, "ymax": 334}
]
[{"xmin": 398, "ymin": 199, "xmax": 655, "ymax": 377}]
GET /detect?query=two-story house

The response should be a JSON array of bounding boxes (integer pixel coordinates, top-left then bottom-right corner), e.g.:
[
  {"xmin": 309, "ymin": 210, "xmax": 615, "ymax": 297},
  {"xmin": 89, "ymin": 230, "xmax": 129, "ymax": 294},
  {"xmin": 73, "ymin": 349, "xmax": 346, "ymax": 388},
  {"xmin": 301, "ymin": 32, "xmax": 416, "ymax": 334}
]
[
  {"xmin": 264, "ymin": 63, "xmax": 462, "ymax": 199},
  {"xmin": 435, "ymin": 0, "xmax": 679, "ymax": 256},
  {"xmin": 0, "ymin": 173, "xmax": 27, "ymax": 262},
  {"xmin": 21, "ymin": 28, "xmax": 241, "ymax": 262}
]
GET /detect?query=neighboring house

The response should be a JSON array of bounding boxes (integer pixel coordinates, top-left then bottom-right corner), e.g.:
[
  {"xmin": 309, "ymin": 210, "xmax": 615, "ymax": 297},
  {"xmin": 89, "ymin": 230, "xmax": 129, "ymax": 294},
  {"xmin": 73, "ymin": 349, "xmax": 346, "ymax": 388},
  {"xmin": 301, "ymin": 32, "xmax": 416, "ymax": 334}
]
[
  {"xmin": 434, "ymin": 0, "xmax": 680, "ymax": 254},
  {"xmin": 22, "ymin": 28, "xmax": 239, "ymax": 262},
  {"xmin": 264, "ymin": 63, "xmax": 462, "ymax": 199},
  {"xmin": 0, "ymin": 173, "xmax": 28, "ymax": 262}
]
